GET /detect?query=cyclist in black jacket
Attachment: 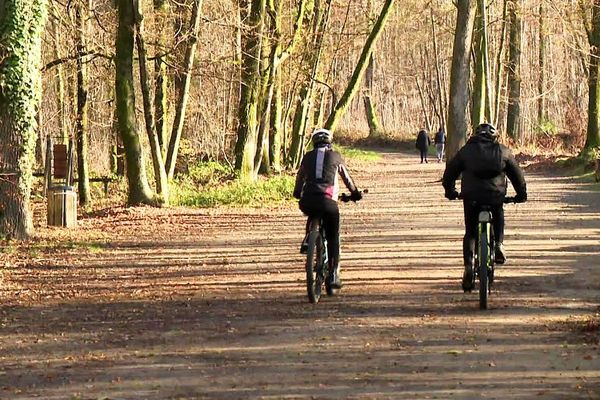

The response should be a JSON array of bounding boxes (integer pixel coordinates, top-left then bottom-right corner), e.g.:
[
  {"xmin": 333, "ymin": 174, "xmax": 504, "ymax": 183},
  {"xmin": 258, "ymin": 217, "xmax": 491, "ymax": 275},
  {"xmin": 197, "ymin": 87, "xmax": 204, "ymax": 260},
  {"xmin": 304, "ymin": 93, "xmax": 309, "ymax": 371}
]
[
  {"xmin": 442, "ymin": 123, "xmax": 527, "ymax": 289},
  {"xmin": 294, "ymin": 128, "xmax": 362, "ymax": 289}
]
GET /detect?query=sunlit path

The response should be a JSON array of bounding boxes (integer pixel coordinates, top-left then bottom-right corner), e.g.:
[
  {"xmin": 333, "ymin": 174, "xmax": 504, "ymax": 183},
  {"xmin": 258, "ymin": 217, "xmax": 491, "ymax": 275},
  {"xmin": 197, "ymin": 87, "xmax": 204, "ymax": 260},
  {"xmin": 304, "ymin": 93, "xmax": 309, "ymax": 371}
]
[{"xmin": 0, "ymin": 150, "xmax": 599, "ymax": 399}]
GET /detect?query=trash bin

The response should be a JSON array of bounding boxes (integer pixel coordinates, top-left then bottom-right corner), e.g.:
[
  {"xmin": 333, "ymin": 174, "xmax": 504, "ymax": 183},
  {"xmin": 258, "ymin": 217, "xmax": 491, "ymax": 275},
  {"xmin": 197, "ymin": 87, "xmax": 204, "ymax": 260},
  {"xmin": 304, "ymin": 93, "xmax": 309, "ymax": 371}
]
[{"xmin": 47, "ymin": 185, "xmax": 77, "ymax": 227}]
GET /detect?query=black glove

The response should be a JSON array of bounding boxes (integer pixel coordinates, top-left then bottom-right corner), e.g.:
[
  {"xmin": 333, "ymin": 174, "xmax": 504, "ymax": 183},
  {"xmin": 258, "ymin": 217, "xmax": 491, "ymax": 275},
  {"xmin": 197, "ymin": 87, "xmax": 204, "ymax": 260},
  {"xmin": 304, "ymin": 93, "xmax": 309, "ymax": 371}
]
[
  {"xmin": 514, "ymin": 192, "xmax": 527, "ymax": 203},
  {"xmin": 445, "ymin": 190, "xmax": 459, "ymax": 200},
  {"xmin": 350, "ymin": 190, "xmax": 363, "ymax": 202}
]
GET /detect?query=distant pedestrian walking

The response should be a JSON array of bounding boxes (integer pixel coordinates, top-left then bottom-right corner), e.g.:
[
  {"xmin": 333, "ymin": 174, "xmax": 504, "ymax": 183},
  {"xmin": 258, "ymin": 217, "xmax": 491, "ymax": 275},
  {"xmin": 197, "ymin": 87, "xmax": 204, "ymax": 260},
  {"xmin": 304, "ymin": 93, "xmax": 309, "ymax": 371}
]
[
  {"xmin": 434, "ymin": 127, "xmax": 446, "ymax": 163},
  {"xmin": 415, "ymin": 129, "xmax": 431, "ymax": 163}
]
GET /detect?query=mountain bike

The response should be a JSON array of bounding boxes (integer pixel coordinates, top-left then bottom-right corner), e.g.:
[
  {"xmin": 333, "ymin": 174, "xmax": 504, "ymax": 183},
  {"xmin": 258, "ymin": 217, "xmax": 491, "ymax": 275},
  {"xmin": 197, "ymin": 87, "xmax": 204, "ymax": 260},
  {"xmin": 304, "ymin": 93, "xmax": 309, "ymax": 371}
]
[
  {"xmin": 304, "ymin": 191, "xmax": 365, "ymax": 304},
  {"xmin": 462, "ymin": 196, "xmax": 516, "ymax": 310}
]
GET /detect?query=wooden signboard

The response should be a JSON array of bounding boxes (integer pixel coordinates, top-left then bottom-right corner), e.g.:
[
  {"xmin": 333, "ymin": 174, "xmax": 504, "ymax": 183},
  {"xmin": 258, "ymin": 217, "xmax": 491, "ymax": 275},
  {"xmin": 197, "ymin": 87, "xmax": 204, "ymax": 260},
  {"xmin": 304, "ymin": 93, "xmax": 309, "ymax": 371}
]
[{"xmin": 53, "ymin": 144, "xmax": 68, "ymax": 179}]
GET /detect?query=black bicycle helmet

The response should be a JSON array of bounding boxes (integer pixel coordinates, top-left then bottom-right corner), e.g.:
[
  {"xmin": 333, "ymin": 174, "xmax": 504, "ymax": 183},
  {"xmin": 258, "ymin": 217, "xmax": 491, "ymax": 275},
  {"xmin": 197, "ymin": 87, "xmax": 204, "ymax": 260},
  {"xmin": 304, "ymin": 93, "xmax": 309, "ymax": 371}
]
[
  {"xmin": 311, "ymin": 128, "xmax": 333, "ymax": 146},
  {"xmin": 474, "ymin": 123, "xmax": 498, "ymax": 138}
]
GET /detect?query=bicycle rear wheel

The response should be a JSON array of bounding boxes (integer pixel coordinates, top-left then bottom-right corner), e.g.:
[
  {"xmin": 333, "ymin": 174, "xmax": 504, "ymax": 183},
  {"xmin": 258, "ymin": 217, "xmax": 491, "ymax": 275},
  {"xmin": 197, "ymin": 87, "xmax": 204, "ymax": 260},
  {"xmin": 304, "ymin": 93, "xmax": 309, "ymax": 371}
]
[
  {"xmin": 478, "ymin": 223, "xmax": 490, "ymax": 310},
  {"xmin": 305, "ymin": 231, "xmax": 323, "ymax": 303}
]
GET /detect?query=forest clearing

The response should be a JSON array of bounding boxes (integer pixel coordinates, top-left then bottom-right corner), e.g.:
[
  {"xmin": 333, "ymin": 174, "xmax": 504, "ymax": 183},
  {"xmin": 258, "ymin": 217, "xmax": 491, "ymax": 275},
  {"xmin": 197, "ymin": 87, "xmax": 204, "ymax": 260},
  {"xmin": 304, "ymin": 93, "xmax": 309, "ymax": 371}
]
[{"xmin": 1, "ymin": 150, "xmax": 599, "ymax": 399}]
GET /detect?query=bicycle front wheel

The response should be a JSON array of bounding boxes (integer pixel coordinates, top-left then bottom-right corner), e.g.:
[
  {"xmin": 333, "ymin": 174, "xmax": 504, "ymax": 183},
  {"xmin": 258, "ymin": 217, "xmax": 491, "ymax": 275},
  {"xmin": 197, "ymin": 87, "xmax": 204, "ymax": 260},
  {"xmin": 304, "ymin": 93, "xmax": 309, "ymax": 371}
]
[
  {"xmin": 305, "ymin": 231, "xmax": 323, "ymax": 303},
  {"xmin": 478, "ymin": 223, "xmax": 490, "ymax": 310}
]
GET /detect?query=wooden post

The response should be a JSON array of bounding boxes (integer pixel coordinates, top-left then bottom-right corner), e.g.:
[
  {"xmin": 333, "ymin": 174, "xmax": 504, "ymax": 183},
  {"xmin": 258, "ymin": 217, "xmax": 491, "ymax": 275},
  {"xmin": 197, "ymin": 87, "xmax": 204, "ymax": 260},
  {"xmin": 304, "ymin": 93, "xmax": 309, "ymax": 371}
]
[{"xmin": 44, "ymin": 136, "xmax": 53, "ymax": 195}]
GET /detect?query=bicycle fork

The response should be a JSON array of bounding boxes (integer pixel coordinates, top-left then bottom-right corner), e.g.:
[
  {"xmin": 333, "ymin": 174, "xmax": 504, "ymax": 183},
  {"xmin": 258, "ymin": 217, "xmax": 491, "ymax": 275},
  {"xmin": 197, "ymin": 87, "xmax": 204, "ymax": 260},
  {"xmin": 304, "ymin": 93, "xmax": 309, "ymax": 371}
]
[{"xmin": 477, "ymin": 211, "xmax": 494, "ymax": 293}]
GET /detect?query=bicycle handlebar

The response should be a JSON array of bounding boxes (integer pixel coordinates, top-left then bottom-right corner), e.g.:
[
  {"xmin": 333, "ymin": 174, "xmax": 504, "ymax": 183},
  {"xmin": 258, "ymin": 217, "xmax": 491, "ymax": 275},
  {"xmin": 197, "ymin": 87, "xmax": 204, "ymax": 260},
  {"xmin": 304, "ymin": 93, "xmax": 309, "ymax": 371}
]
[
  {"xmin": 339, "ymin": 189, "xmax": 368, "ymax": 203},
  {"xmin": 453, "ymin": 193, "xmax": 517, "ymax": 204}
]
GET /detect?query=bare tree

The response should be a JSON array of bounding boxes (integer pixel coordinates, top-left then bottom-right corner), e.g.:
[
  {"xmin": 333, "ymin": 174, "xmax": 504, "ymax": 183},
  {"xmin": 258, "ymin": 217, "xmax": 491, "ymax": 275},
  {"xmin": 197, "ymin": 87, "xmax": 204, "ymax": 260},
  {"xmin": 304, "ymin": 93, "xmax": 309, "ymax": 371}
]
[
  {"xmin": 446, "ymin": 0, "xmax": 477, "ymax": 161},
  {"xmin": 506, "ymin": 0, "xmax": 523, "ymax": 141}
]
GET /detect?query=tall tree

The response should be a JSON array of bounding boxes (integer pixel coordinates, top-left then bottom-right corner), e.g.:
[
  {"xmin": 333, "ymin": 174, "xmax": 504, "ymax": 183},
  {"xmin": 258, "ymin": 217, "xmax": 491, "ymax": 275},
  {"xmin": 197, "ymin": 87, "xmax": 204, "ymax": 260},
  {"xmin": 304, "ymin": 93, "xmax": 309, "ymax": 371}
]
[
  {"xmin": 115, "ymin": 0, "xmax": 157, "ymax": 205},
  {"xmin": 583, "ymin": 0, "xmax": 600, "ymax": 153},
  {"xmin": 0, "ymin": 0, "xmax": 47, "ymax": 240},
  {"xmin": 50, "ymin": 3, "xmax": 68, "ymax": 144},
  {"xmin": 446, "ymin": 0, "xmax": 477, "ymax": 161},
  {"xmin": 506, "ymin": 0, "xmax": 522, "ymax": 141},
  {"xmin": 324, "ymin": 0, "xmax": 395, "ymax": 132},
  {"xmin": 165, "ymin": 0, "xmax": 203, "ymax": 180},
  {"xmin": 493, "ymin": 0, "xmax": 508, "ymax": 126},
  {"xmin": 154, "ymin": 0, "xmax": 170, "ymax": 156},
  {"xmin": 260, "ymin": 0, "xmax": 308, "ymax": 173},
  {"xmin": 234, "ymin": 0, "xmax": 266, "ymax": 181},
  {"xmin": 288, "ymin": 0, "xmax": 332, "ymax": 169},
  {"xmin": 471, "ymin": 0, "xmax": 493, "ymax": 128},
  {"xmin": 430, "ymin": 7, "xmax": 447, "ymax": 131},
  {"xmin": 364, "ymin": 0, "xmax": 382, "ymax": 137},
  {"xmin": 75, "ymin": 0, "xmax": 91, "ymax": 206},
  {"xmin": 133, "ymin": 0, "xmax": 168, "ymax": 202},
  {"xmin": 537, "ymin": 1, "xmax": 546, "ymax": 124}
]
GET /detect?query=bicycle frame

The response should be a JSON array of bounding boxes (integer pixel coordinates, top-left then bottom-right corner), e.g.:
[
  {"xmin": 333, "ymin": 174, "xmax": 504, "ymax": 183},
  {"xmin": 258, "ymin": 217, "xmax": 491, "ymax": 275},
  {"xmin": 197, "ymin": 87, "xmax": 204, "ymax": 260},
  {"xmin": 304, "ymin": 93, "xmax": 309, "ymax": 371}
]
[
  {"xmin": 475, "ymin": 208, "xmax": 495, "ymax": 309},
  {"xmin": 305, "ymin": 217, "xmax": 329, "ymax": 303}
]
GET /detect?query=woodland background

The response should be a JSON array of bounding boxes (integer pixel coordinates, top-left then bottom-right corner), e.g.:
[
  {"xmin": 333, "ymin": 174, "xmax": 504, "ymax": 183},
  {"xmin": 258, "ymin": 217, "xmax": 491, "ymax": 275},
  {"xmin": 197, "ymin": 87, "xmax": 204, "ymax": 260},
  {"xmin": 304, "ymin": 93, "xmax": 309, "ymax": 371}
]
[
  {"xmin": 38, "ymin": 0, "xmax": 590, "ymax": 173},
  {"xmin": 2, "ymin": 0, "xmax": 600, "ymax": 240}
]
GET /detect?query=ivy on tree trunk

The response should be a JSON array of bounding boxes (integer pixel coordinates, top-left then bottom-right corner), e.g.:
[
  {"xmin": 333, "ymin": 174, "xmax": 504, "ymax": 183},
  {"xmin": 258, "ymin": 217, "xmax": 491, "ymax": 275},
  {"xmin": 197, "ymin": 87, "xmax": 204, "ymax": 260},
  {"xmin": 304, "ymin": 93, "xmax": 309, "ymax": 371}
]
[{"xmin": 0, "ymin": 0, "xmax": 47, "ymax": 240}]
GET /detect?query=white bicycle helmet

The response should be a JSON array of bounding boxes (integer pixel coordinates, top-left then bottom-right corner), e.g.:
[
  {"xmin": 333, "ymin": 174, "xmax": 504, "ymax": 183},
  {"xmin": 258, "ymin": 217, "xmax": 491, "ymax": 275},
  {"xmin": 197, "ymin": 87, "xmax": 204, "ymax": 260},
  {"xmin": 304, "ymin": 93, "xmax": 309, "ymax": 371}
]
[{"xmin": 311, "ymin": 128, "xmax": 333, "ymax": 146}]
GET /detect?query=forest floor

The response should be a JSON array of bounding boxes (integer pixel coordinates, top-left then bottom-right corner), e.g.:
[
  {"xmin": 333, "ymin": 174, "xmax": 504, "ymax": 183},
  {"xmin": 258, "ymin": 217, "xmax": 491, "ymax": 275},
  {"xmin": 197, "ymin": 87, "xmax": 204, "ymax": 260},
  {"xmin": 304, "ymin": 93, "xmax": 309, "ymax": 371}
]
[{"xmin": 0, "ymin": 149, "xmax": 599, "ymax": 400}]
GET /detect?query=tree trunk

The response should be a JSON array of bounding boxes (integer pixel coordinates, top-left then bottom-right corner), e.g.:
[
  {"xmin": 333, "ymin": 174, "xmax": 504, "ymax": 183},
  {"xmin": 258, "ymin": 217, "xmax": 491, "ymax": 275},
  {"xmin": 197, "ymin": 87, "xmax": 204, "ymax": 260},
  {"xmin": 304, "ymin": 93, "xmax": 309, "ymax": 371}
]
[
  {"xmin": 154, "ymin": 0, "xmax": 170, "ymax": 156},
  {"xmin": 481, "ymin": 0, "xmax": 493, "ymax": 123},
  {"xmin": 415, "ymin": 76, "xmax": 432, "ymax": 132},
  {"xmin": 50, "ymin": 3, "xmax": 68, "ymax": 144},
  {"xmin": 133, "ymin": 0, "xmax": 168, "ymax": 203},
  {"xmin": 75, "ymin": 0, "xmax": 91, "ymax": 206},
  {"xmin": 269, "ymin": 72, "xmax": 283, "ymax": 171},
  {"xmin": 115, "ymin": 0, "xmax": 156, "ymax": 205},
  {"xmin": 430, "ymin": 8, "xmax": 446, "ymax": 131},
  {"xmin": 234, "ymin": 0, "xmax": 266, "ymax": 181},
  {"xmin": 254, "ymin": 18, "xmax": 273, "ymax": 175},
  {"xmin": 471, "ymin": 6, "xmax": 486, "ymax": 128},
  {"xmin": 165, "ymin": 0, "xmax": 203, "ymax": 180},
  {"xmin": 472, "ymin": 0, "xmax": 493, "ymax": 128},
  {"xmin": 364, "ymin": 53, "xmax": 382, "ymax": 137},
  {"xmin": 584, "ymin": 0, "xmax": 600, "ymax": 152},
  {"xmin": 288, "ymin": 0, "xmax": 332, "ymax": 169},
  {"xmin": 263, "ymin": 0, "xmax": 308, "ymax": 172},
  {"xmin": 0, "ymin": 0, "xmax": 47, "ymax": 240},
  {"xmin": 537, "ymin": 1, "xmax": 546, "ymax": 124},
  {"xmin": 446, "ymin": 0, "xmax": 476, "ymax": 161},
  {"xmin": 506, "ymin": 0, "xmax": 522, "ymax": 141},
  {"xmin": 324, "ymin": 0, "xmax": 395, "ymax": 132},
  {"xmin": 493, "ymin": 0, "xmax": 508, "ymax": 126}
]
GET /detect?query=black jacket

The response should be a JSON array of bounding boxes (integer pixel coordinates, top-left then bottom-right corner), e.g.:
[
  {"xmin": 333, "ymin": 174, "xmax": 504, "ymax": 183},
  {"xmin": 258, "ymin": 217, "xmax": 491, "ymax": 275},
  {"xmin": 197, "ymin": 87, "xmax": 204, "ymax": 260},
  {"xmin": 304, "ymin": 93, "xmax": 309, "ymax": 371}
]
[
  {"xmin": 293, "ymin": 145, "xmax": 357, "ymax": 201},
  {"xmin": 416, "ymin": 131, "xmax": 431, "ymax": 151},
  {"xmin": 442, "ymin": 134, "xmax": 527, "ymax": 204}
]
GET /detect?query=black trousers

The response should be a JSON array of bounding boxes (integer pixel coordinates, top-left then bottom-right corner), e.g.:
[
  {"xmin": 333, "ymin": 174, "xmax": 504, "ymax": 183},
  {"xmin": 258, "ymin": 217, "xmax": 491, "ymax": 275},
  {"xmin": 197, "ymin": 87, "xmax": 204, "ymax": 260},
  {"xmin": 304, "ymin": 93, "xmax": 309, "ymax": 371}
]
[
  {"xmin": 463, "ymin": 200, "xmax": 504, "ymax": 266},
  {"xmin": 419, "ymin": 149, "xmax": 428, "ymax": 162},
  {"xmin": 299, "ymin": 197, "xmax": 340, "ymax": 267}
]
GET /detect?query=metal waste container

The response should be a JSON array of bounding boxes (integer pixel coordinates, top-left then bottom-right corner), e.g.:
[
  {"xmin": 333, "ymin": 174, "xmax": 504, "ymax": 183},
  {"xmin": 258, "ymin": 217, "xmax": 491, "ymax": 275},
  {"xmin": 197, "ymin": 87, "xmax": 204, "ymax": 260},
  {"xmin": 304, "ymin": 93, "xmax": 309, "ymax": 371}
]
[{"xmin": 47, "ymin": 185, "xmax": 77, "ymax": 227}]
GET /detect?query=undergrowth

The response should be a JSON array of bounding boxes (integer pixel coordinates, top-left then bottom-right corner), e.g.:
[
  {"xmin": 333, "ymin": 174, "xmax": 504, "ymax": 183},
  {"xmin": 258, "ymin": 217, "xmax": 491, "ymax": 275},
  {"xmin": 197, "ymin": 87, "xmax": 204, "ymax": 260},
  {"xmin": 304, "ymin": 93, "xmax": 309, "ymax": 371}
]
[
  {"xmin": 172, "ymin": 173, "xmax": 294, "ymax": 207},
  {"xmin": 170, "ymin": 143, "xmax": 378, "ymax": 208},
  {"xmin": 336, "ymin": 145, "xmax": 381, "ymax": 161}
]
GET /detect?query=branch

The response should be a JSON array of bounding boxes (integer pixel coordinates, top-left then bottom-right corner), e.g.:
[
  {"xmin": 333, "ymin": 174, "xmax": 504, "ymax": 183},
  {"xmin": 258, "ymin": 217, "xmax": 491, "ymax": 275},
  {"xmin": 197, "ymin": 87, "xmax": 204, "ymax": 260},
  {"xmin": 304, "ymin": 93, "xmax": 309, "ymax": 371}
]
[{"xmin": 42, "ymin": 50, "xmax": 113, "ymax": 72}]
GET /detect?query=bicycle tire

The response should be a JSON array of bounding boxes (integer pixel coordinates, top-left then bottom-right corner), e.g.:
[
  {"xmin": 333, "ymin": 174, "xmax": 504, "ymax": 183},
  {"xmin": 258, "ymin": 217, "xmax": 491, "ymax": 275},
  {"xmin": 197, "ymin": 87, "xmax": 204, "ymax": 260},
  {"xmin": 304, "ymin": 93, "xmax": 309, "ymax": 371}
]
[
  {"xmin": 305, "ymin": 231, "xmax": 322, "ymax": 303},
  {"xmin": 478, "ymin": 222, "xmax": 490, "ymax": 310}
]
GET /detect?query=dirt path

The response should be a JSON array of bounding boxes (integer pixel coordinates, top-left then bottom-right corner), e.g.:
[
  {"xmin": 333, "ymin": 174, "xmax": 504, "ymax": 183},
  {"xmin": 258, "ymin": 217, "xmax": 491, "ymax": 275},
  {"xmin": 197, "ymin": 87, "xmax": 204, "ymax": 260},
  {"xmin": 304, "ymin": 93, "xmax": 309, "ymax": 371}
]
[{"xmin": 1, "ymin": 150, "xmax": 599, "ymax": 399}]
